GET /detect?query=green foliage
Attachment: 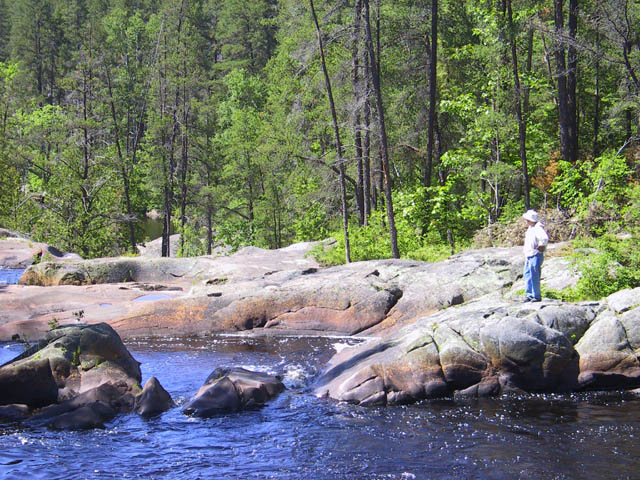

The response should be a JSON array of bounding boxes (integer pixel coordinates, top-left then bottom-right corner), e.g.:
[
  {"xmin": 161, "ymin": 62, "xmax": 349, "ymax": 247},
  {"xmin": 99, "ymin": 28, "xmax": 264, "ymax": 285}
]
[
  {"xmin": 309, "ymin": 205, "xmax": 459, "ymax": 266},
  {"xmin": 571, "ymin": 235, "xmax": 640, "ymax": 300},
  {"xmin": 47, "ymin": 317, "xmax": 59, "ymax": 330},
  {"xmin": 543, "ymin": 235, "xmax": 640, "ymax": 302},
  {"xmin": 624, "ymin": 184, "xmax": 640, "ymax": 231},
  {"xmin": 551, "ymin": 151, "xmax": 632, "ymax": 216},
  {"xmin": 585, "ymin": 152, "xmax": 633, "ymax": 212},
  {"xmin": 291, "ymin": 174, "xmax": 331, "ymax": 242},
  {"xmin": 72, "ymin": 346, "xmax": 81, "ymax": 367},
  {"xmin": 0, "ymin": 0, "xmax": 638, "ymax": 277},
  {"xmin": 177, "ymin": 223, "xmax": 206, "ymax": 257}
]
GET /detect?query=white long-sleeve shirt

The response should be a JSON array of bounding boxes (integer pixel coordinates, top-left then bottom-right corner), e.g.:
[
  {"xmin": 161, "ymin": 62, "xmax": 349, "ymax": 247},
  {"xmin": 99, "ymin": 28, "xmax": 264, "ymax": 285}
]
[{"xmin": 523, "ymin": 222, "xmax": 549, "ymax": 258}]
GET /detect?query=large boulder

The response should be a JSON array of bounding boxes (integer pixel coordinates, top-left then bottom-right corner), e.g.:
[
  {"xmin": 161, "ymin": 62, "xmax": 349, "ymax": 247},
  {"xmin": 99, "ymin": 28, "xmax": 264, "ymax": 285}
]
[
  {"xmin": 0, "ymin": 323, "xmax": 141, "ymax": 407},
  {"xmin": 0, "ymin": 323, "xmax": 174, "ymax": 428},
  {"xmin": 182, "ymin": 368, "xmax": 284, "ymax": 417},
  {"xmin": 0, "ymin": 232, "xmax": 80, "ymax": 269},
  {"xmin": 316, "ymin": 288, "xmax": 640, "ymax": 405},
  {"xmin": 134, "ymin": 376, "xmax": 175, "ymax": 416},
  {"xmin": 0, "ymin": 357, "xmax": 59, "ymax": 408},
  {"xmin": 314, "ymin": 297, "xmax": 601, "ymax": 405},
  {"xmin": 576, "ymin": 304, "xmax": 640, "ymax": 390},
  {"xmin": 137, "ymin": 234, "xmax": 182, "ymax": 258},
  {"xmin": 19, "ymin": 241, "xmax": 323, "ymax": 287},
  {"xmin": 20, "ymin": 258, "xmax": 144, "ymax": 286}
]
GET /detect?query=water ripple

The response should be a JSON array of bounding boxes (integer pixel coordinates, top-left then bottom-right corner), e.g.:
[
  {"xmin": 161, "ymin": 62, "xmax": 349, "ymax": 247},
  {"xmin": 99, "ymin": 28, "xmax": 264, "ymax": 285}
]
[{"xmin": 1, "ymin": 337, "xmax": 640, "ymax": 479}]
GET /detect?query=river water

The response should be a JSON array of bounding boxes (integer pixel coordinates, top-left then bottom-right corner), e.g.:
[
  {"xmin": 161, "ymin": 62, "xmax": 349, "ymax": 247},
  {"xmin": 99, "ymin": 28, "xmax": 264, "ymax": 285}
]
[
  {"xmin": 0, "ymin": 269, "xmax": 25, "ymax": 285},
  {"xmin": 1, "ymin": 334, "xmax": 639, "ymax": 480}
]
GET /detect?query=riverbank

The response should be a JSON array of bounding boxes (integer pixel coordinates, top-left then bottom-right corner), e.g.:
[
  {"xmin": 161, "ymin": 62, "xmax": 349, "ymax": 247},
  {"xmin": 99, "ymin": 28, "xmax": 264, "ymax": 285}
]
[{"xmin": 2, "ymin": 238, "xmax": 639, "ymax": 401}]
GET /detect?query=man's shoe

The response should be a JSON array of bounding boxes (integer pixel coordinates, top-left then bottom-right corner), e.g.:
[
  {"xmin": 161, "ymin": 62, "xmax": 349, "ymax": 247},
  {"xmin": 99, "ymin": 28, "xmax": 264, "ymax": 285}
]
[
  {"xmin": 522, "ymin": 297, "xmax": 532, "ymax": 302},
  {"xmin": 531, "ymin": 298, "xmax": 541, "ymax": 302}
]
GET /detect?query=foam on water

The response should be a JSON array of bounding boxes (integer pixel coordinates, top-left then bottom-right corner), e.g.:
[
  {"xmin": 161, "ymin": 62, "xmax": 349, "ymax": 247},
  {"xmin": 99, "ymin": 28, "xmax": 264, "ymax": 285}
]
[
  {"xmin": 281, "ymin": 364, "xmax": 309, "ymax": 388},
  {"xmin": 332, "ymin": 342, "xmax": 355, "ymax": 354}
]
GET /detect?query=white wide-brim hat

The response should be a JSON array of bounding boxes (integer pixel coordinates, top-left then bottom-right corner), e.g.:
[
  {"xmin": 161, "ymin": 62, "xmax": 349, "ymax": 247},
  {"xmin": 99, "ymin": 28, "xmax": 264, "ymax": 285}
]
[{"xmin": 523, "ymin": 210, "xmax": 538, "ymax": 222}]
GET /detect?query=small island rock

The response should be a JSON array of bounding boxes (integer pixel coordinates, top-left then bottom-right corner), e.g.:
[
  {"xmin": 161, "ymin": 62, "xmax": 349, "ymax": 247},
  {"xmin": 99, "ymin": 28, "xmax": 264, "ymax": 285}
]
[{"xmin": 182, "ymin": 367, "xmax": 284, "ymax": 417}]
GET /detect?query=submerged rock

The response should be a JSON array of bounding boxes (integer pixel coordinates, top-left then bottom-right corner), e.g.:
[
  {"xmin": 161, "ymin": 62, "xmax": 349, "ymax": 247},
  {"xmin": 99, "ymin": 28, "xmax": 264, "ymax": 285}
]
[
  {"xmin": 32, "ymin": 382, "xmax": 135, "ymax": 421},
  {"xmin": 47, "ymin": 402, "xmax": 117, "ymax": 430},
  {"xmin": 0, "ymin": 404, "xmax": 30, "ymax": 420},
  {"xmin": 182, "ymin": 368, "xmax": 284, "ymax": 417}
]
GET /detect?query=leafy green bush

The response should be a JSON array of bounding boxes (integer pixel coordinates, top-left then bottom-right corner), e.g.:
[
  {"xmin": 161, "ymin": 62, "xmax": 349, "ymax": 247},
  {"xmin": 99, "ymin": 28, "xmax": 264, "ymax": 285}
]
[
  {"xmin": 177, "ymin": 223, "xmax": 206, "ymax": 257},
  {"xmin": 308, "ymin": 209, "xmax": 459, "ymax": 266},
  {"xmin": 573, "ymin": 235, "xmax": 640, "ymax": 299},
  {"xmin": 545, "ymin": 234, "xmax": 640, "ymax": 301},
  {"xmin": 551, "ymin": 151, "xmax": 632, "ymax": 224}
]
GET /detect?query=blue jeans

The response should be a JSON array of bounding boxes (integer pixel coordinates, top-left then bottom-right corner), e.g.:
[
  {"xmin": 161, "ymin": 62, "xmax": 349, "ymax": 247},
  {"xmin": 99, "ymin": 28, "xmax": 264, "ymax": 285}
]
[{"xmin": 524, "ymin": 252, "xmax": 543, "ymax": 300}]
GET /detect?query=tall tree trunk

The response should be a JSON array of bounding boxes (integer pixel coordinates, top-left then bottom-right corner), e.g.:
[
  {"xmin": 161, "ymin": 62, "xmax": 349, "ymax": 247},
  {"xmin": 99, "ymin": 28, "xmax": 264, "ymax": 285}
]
[
  {"xmin": 206, "ymin": 203, "xmax": 213, "ymax": 255},
  {"xmin": 507, "ymin": 0, "xmax": 530, "ymax": 209},
  {"xmin": 374, "ymin": 0, "xmax": 384, "ymax": 213},
  {"xmin": 593, "ymin": 10, "xmax": 601, "ymax": 158},
  {"xmin": 424, "ymin": 0, "xmax": 437, "ymax": 188},
  {"xmin": 310, "ymin": 0, "xmax": 351, "ymax": 263},
  {"xmin": 364, "ymin": 51, "xmax": 373, "ymax": 220},
  {"xmin": 162, "ymin": 2, "xmax": 185, "ymax": 258},
  {"xmin": 555, "ymin": 0, "xmax": 571, "ymax": 163},
  {"xmin": 523, "ymin": 26, "xmax": 534, "ymax": 116},
  {"xmin": 567, "ymin": 0, "xmax": 578, "ymax": 163},
  {"xmin": 363, "ymin": 0, "xmax": 400, "ymax": 258},
  {"xmin": 179, "ymin": 70, "xmax": 189, "ymax": 255},
  {"xmin": 163, "ymin": 119, "xmax": 178, "ymax": 257},
  {"xmin": 352, "ymin": 0, "xmax": 365, "ymax": 225},
  {"xmin": 377, "ymin": 150, "xmax": 385, "ymax": 212},
  {"xmin": 105, "ymin": 66, "xmax": 137, "ymax": 254}
]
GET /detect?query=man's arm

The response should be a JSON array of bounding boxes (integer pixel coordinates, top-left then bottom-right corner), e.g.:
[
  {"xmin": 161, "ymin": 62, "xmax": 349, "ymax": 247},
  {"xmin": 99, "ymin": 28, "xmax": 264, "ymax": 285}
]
[{"xmin": 536, "ymin": 224, "xmax": 549, "ymax": 250}]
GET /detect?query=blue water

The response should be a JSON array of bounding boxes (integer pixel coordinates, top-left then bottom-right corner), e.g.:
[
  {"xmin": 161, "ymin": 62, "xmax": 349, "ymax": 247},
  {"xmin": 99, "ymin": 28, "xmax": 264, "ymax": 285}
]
[
  {"xmin": 0, "ymin": 268, "xmax": 25, "ymax": 285},
  {"xmin": 133, "ymin": 294, "xmax": 173, "ymax": 302},
  {"xmin": 1, "ymin": 336, "xmax": 640, "ymax": 479}
]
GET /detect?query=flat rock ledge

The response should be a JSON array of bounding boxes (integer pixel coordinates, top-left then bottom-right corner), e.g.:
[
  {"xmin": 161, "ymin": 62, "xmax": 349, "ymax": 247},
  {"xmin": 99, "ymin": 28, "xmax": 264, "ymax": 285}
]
[
  {"xmin": 0, "ymin": 324, "xmax": 173, "ymax": 429},
  {"xmin": 4, "ymin": 244, "xmax": 537, "ymax": 340},
  {"xmin": 182, "ymin": 367, "xmax": 285, "ymax": 417},
  {"xmin": 314, "ymin": 287, "xmax": 640, "ymax": 405}
]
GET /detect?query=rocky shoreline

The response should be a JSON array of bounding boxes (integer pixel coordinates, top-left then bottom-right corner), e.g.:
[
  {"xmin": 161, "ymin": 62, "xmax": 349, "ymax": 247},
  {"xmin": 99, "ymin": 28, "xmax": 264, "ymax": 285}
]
[
  {"xmin": 1, "ymin": 237, "xmax": 639, "ymax": 427},
  {"xmin": 314, "ymin": 289, "xmax": 640, "ymax": 404}
]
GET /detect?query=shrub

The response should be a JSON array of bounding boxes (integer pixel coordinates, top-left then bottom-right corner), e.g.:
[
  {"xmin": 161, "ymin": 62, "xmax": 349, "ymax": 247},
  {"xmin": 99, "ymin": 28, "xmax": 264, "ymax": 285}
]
[{"xmin": 571, "ymin": 234, "xmax": 640, "ymax": 299}]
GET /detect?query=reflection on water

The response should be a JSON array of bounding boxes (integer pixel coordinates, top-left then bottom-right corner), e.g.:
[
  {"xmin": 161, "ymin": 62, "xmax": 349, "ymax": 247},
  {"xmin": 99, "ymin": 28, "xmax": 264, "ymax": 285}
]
[
  {"xmin": 0, "ymin": 268, "xmax": 25, "ymax": 285},
  {"xmin": 132, "ymin": 293, "xmax": 173, "ymax": 302},
  {"xmin": 1, "ymin": 336, "xmax": 640, "ymax": 479}
]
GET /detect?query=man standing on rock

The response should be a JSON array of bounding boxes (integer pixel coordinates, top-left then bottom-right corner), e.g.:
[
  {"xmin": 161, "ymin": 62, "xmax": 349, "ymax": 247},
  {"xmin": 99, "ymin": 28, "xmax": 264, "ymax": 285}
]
[{"xmin": 522, "ymin": 210, "xmax": 549, "ymax": 302}]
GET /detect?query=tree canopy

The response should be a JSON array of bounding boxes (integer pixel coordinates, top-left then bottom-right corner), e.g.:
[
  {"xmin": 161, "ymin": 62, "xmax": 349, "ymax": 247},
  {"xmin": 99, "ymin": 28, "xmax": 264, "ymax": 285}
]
[{"xmin": 0, "ymin": 0, "xmax": 638, "ymax": 263}]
